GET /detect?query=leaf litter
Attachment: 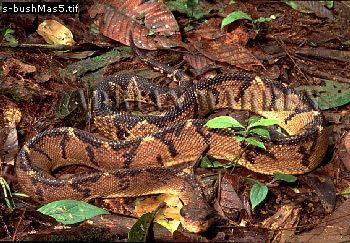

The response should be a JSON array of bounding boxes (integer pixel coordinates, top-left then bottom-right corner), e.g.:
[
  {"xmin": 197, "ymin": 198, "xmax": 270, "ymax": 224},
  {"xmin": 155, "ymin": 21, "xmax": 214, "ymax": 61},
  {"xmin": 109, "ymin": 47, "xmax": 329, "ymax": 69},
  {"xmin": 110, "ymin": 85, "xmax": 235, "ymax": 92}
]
[{"xmin": 1, "ymin": 0, "xmax": 350, "ymax": 241}]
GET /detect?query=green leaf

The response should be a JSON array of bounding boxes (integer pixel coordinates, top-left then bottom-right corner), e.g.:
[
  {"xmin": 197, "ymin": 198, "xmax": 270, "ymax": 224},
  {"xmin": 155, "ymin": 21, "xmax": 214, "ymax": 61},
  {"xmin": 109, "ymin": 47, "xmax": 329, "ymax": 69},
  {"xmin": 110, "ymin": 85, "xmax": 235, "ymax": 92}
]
[
  {"xmin": 253, "ymin": 14, "xmax": 277, "ymax": 23},
  {"xmin": 55, "ymin": 90, "xmax": 86, "ymax": 118},
  {"xmin": 167, "ymin": 1, "xmax": 188, "ymax": 12},
  {"xmin": 245, "ymin": 138, "xmax": 266, "ymax": 150},
  {"xmin": 273, "ymin": 173, "xmax": 298, "ymax": 183},
  {"xmin": 283, "ymin": 0, "xmax": 333, "ymax": 13},
  {"xmin": 252, "ymin": 24, "xmax": 260, "ymax": 33},
  {"xmin": 199, "ymin": 156, "xmax": 212, "ymax": 168},
  {"xmin": 191, "ymin": 10, "xmax": 206, "ymax": 20},
  {"xmin": 3, "ymin": 28, "xmax": 14, "ymax": 36},
  {"xmin": 235, "ymin": 135, "xmax": 245, "ymax": 143},
  {"xmin": 184, "ymin": 24, "xmax": 194, "ymax": 32},
  {"xmin": 200, "ymin": 156, "xmax": 231, "ymax": 169},
  {"xmin": 211, "ymin": 161, "xmax": 231, "ymax": 168},
  {"xmin": 166, "ymin": 0, "xmax": 206, "ymax": 20},
  {"xmin": 245, "ymin": 177, "xmax": 258, "ymax": 185},
  {"xmin": 247, "ymin": 116, "xmax": 261, "ymax": 124},
  {"xmin": 221, "ymin": 10, "xmax": 253, "ymax": 28},
  {"xmin": 128, "ymin": 212, "xmax": 153, "ymax": 242},
  {"xmin": 147, "ymin": 29, "xmax": 155, "ymax": 36},
  {"xmin": 0, "ymin": 177, "xmax": 11, "ymax": 194},
  {"xmin": 250, "ymin": 183, "xmax": 268, "ymax": 209},
  {"xmin": 128, "ymin": 203, "xmax": 164, "ymax": 242},
  {"xmin": 2, "ymin": 28, "xmax": 18, "ymax": 47},
  {"xmin": 37, "ymin": 200, "xmax": 110, "ymax": 225},
  {"xmin": 297, "ymin": 80, "xmax": 350, "ymax": 110},
  {"xmin": 249, "ymin": 128, "xmax": 270, "ymax": 138},
  {"xmin": 325, "ymin": 0, "xmax": 333, "ymax": 8},
  {"xmin": 282, "ymin": 1, "xmax": 299, "ymax": 11},
  {"xmin": 156, "ymin": 218, "xmax": 180, "ymax": 234},
  {"xmin": 0, "ymin": 176, "xmax": 14, "ymax": 209},
  {"xmin": 276, "ymin": 127, "xmax": 285, "ymax": 135},
  {"xmin": 253, "ymin": 17, "xmax": 266, "ymax": 23},
  {"xmin": 340, "ymin": 186, "xmax": 350, "ymax": 196},
  {"xmin": 248, "ymin": 118, "xmax": 280, "ymax": 128},
  {"xmin": 187, "ymin": 0, "xmax": 198, "ymax": 8},
  {"xmin": 205, "ymin": 116, "xmax": 245, "ymax": 129},
  {"xmin": 282, "ymin": 1, "xmax": 314, "ymax": 13}
]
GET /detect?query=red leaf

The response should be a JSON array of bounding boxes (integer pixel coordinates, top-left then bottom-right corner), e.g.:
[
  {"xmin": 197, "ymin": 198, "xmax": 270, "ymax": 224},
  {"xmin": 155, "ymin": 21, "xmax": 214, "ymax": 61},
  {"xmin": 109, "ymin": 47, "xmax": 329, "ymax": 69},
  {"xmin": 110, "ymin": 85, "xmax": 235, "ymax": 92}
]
[{"xmin": 89, "ymin": 0, "xmax": 182, "ymax": 50}]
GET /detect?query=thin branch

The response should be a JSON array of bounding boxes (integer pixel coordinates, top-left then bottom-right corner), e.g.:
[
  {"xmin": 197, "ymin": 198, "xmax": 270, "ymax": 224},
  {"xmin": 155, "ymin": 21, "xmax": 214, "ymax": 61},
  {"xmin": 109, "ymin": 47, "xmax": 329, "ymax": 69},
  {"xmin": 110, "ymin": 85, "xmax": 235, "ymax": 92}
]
[
  {"xmin": 0, "ymin": 42, "xmax": 111, "ymax": 51},
  {"xmin": 12, "ymin": 207, "xmax": 26, "ymax": 241},
  {"xmin": 275, "ymin": 38, "xmax": 310, "ymax": 84}
]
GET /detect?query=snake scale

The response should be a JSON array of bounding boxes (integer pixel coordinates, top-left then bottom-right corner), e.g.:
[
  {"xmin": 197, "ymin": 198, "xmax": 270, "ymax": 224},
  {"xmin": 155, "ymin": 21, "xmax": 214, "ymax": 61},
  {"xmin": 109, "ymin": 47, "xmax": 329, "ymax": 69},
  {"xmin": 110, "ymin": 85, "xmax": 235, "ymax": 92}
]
[{"xmin": 15, "ymin": 41, "xmax": 328, "ymax": 233}]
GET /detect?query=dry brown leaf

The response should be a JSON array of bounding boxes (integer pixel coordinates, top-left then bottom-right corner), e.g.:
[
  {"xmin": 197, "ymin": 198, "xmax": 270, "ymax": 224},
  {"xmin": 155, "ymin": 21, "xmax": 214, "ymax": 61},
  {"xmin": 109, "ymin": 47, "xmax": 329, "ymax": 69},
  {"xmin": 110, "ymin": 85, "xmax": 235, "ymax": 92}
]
[
  {"xmin": 345, "ymin": 132, "xmax": 350, "ymax": 156},
  {"xmin": 261, "ymin": 204, "xmax": 301, "ymax": 243},
  {"xmin": 187, "ymin": 18, "xmax": 224, "ymax": 40},
  {"xmin": 3, "ymin": 58, "xmax": 36, "ymax": 76},
  {"xmin": 337, "ymin": 131, "xmax": 350, "ymax": 171},
  {"xmin": 186, "ymin": 20, "xmax": 260, "ymax": 70},
  {"xmin": 191, "ymin": 39, "xmax": 262, "ymax": 70},
  {"xmin": 183, "ymin": 53, "xmax": 215, "ymax": 71},
  {"xmin": 219, "ymin": 174, "xmax": 244, "ymax": 211},
  {"xmin": 222, "ymin": 26, "xmax": 250, "ymax": 46},
  {"xmin": 301, "ymin": 173, "xmax": 336, "ymax": 213},
  {"xmin": 187, "ymin": 18, "xmax": 249, "ymax": 45},
  {"xmin": 33, "ymin": 72, "xmax": 52, "ymax": 83},
  {"xmin": 89, "ymin": 0, "xmax": 182, "ymax": 50},
  {"xmin": 290, "ymin": 198, "xmax": 350, "ymax": 242}
]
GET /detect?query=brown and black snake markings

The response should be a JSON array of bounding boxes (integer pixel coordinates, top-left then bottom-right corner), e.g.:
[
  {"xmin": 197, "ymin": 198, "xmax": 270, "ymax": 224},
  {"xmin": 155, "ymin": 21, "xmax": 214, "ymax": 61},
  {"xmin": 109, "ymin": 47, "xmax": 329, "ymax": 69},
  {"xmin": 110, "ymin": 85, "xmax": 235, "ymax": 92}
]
[{"xmin": 15, "ymin": 38, "xmax": 328, "ymax": 233}]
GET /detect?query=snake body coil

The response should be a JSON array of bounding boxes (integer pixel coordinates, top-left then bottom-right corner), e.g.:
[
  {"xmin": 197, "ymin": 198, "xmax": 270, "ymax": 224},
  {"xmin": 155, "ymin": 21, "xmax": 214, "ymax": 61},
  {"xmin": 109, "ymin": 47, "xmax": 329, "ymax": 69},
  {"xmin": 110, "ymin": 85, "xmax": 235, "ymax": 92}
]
[{"xmin": 16, "ymin": 67, "xmax": 327, "ymax": 232}]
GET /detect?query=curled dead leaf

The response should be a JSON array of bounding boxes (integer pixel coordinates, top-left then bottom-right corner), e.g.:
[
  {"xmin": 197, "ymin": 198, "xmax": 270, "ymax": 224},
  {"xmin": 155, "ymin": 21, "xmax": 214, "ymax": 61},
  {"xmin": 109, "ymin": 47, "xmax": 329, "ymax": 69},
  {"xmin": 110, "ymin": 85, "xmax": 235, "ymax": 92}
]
[
  {"xmin": 89, "ymin": 0, "xmax": 181, "ymax": 50},
  {"xmin": 0, "ymin": 97, "xmax": 21, "ymax": 166},
  {"xmin": 134, "ymin": 194, "xmax": 182, "ymax": 233},
  {"xmin": 37, "ymin": 19, "xmax": 75, "ymax": 45}
]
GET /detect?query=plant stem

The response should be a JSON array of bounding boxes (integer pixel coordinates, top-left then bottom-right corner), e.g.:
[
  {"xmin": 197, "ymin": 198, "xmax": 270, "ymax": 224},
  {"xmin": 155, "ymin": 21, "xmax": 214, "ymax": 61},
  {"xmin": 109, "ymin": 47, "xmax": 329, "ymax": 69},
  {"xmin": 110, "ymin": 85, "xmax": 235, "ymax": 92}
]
[{"xmin": 230, "ymin": 145, "xmax": 250, "ymax": 173}]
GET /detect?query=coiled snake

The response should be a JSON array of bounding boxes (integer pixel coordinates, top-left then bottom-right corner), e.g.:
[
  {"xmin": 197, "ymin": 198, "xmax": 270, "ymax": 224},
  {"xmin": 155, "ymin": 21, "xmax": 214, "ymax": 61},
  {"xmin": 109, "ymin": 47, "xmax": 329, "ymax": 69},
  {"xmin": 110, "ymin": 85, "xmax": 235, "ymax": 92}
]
[{"xmin": 15, "ymin": 45, "xmax": 327, "ymax": 233}]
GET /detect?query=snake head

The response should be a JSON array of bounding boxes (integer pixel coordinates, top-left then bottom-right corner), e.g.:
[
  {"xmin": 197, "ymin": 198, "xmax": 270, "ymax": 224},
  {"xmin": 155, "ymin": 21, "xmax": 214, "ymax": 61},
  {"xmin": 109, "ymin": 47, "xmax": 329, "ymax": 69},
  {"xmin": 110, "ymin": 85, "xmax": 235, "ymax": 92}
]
[{"xmin": 180, "ymin": 204, "xmax": 216, "ymax": 233}]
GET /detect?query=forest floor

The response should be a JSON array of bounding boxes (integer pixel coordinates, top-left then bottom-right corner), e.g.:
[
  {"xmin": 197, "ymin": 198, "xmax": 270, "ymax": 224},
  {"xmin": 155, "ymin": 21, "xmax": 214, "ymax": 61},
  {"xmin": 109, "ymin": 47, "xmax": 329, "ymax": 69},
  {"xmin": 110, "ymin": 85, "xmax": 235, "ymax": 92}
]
[{"xmin": 1, "ymin": 0, "xmax": 350, "ymax": 242}]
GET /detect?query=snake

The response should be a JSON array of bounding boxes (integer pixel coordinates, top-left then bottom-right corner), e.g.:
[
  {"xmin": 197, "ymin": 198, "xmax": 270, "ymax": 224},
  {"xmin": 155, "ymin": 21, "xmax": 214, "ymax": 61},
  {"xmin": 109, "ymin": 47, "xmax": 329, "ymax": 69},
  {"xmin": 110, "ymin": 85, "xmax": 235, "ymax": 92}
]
[{"xmin": 15, "ymin": 42, "xmax": 328, "ymax": 233}]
